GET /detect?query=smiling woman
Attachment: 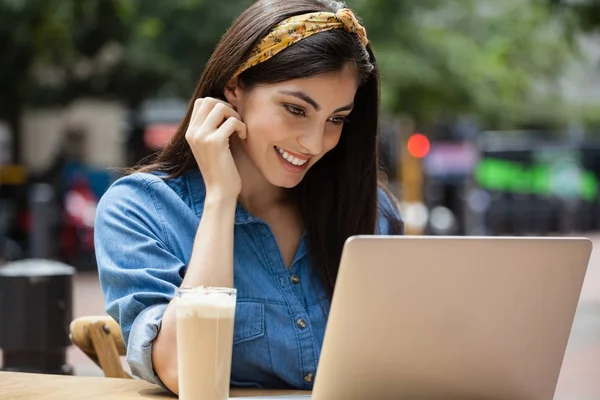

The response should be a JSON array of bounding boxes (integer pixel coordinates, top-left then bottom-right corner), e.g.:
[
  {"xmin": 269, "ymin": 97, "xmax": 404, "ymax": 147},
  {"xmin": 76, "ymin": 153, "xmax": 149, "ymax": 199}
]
[
  {"xmin": 94, "ymin": 0, "xmax": 404, "ymax": 395},
  {"xmin": 225, "ymin": 65, "xmax": 360, "ymax": 188}
]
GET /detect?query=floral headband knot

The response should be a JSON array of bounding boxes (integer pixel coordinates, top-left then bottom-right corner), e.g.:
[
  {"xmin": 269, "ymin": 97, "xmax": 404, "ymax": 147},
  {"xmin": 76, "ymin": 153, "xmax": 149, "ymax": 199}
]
[
  {"xmin": 335, "ymin": 8, "xmax": 368, "ymax": 45},
  {"xmin": 233, "ymin": 8, "xmax": 369, "ymax": 78}
]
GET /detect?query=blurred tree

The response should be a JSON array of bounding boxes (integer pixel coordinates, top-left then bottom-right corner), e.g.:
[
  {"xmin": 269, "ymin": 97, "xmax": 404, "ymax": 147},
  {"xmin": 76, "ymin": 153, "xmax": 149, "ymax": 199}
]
[
  {"xmin": 0, "ymin": 0, "xmax": 134, "ymax": 160},
  {"xmin": 353, "ymin": 0, "xmax": 580, "ymax": 129},
  {"xmin": 550, "ymin": 0, "xmax": 600, "ymax": 33},
  {"xmin": 0, "ymin": 0, "xmax": 251, "ymax": 161},
  {"xmin": 0, "ymin": 0, "xmax": 593, "ymax": 152},
  {"xmin": 548, "ymin": 0, "xmax": 600, "ymax": 131},
  {"xmin": 13, "ymin": 0, "xmax": 253, "ymax": 107}
]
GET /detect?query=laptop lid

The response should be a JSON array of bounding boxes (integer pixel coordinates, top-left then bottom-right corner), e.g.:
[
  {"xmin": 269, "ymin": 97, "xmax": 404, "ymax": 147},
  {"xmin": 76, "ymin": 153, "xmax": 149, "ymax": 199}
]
[{"xmin": 311, "ymin": 236, "xmax": 592, "ymax": 400}]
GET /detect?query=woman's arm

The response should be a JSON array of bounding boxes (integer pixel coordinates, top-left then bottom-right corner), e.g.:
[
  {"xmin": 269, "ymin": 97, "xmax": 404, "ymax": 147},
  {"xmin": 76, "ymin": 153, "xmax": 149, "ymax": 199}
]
[
  {"xmin": 151, "ymin": 195, "xmax": 237, "ymax": 393},
  {"xmin": 96, "ymin": 99, "xmax": 245, "ymax": 394},
  {"xmin": 95, "ymin": 174, "xmax": 187, "ymax": 390},
  {"xmin": 96, "ymin": 175, "xmax": 238, "ymax": 394},
  {"xmin": 151, "ymin": 98, "xmax": 246, "ymax": 393}
]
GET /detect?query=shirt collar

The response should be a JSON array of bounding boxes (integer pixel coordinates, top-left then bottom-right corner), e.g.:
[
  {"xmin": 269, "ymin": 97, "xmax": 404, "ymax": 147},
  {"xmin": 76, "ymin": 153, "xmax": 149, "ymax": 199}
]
[{"xmin": 185, "ymin": 169, "xmax": 308, "ymax": 260}]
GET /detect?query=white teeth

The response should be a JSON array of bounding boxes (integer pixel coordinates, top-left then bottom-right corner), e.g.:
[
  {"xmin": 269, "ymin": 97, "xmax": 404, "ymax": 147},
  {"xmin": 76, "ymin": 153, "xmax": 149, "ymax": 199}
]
[{"xmin": 276, "ymin": 146, "xmax": 308, "ymax": 166}]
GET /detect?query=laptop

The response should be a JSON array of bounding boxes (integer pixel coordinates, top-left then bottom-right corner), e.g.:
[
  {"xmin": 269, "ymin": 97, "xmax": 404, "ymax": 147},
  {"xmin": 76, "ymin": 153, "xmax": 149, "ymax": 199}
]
[{"xmin": 236, "ymin": 235, "xmax": 592, "ymax": 400}]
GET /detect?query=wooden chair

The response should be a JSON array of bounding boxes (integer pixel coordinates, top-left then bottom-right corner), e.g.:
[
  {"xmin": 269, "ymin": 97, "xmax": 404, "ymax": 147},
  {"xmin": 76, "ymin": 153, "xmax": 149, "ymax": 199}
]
[{"xmin": 69, "ymin": 315, "xmax": 132, "ymax": 379}]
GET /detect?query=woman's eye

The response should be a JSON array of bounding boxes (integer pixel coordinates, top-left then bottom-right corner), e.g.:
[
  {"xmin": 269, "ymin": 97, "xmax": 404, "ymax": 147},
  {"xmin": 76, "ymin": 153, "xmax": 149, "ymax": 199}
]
[
  {"xmin": 329, "ymin": 116, "xmax": 348, "ymax": 126},
  {"xmin": 284, "ymin": 104, "xmax": 306, "ymax": 117}
]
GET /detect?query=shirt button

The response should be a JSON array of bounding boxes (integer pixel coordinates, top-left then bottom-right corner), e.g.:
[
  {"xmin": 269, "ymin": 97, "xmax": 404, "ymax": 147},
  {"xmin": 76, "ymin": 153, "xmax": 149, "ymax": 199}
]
[
  {"xmin": 291, "ymin": 274, "xmax": 300, "ymax": 284},
  {"xmin": 304, "ymin": 373, "xmax": 314, "ymax": 383},
  {"xmin": 296, "ymin": 319, "xmax": 307, "ymax": 329}
]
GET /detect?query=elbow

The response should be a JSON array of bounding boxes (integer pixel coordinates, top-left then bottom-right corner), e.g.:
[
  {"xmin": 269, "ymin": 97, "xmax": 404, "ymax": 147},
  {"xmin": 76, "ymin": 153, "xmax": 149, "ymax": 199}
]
[
  {"xmin": 157, "ymin": 366, "xmax": 179, "ymax": 395},
  {"xmin": 151, "ymin": 340, "xmax": 179, "ymax": 394}
]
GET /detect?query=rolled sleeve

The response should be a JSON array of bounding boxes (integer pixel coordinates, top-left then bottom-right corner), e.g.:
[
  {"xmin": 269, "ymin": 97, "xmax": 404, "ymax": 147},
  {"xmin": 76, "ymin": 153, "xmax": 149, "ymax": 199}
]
[
  {"xmin": 95, "ymin": 173, "xmax": 185, "ymax": 385},
  {"xmin": 127, "ymin": 303, "xmax": 169, "ymax": 387}
]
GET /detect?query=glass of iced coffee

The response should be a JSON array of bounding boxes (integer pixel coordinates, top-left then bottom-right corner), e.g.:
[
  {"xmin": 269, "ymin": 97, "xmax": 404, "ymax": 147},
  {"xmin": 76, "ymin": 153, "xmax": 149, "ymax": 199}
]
[{"xmin": 175, "ymin": 286, "xmax": 237, "ymax": 400}]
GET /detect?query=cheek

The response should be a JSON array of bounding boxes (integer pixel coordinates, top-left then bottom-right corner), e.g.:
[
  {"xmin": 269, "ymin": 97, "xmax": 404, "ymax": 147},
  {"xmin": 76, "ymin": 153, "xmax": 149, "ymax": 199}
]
[{"xmin": 244, "ymin": 111, "xmax": 289, "ymax": 146}]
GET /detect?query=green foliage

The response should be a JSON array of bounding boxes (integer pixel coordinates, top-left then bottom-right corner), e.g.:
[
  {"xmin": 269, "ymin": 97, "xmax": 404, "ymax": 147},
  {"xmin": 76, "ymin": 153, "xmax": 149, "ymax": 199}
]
[
  {"xmin": 0, "ymin": 0, "xmax": 593, "ymax": 131},
  {"xmin": 0, "ymin": 0, "xmax": 251, "ymax": 107},
  {"xmin": 353, "ymin": 0, "xmax": 580, "ymax": 128},
  {"xmin": 550, "ymin": 0, "xmax": 600, "ymax": 33}
]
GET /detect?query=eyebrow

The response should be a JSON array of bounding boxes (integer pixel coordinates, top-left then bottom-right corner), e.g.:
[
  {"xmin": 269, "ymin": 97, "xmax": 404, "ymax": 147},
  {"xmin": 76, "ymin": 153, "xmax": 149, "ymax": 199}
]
[{"xmin": 278, "ymin": 90, "xmax": 354, "ymax": 113}]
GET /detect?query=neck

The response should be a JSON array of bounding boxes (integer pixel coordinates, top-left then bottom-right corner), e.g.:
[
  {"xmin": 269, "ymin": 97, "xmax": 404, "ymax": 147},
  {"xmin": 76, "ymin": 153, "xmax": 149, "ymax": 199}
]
[{"xmin": 230, "ymin": 137, "xmax": 289, "ymax": 215}]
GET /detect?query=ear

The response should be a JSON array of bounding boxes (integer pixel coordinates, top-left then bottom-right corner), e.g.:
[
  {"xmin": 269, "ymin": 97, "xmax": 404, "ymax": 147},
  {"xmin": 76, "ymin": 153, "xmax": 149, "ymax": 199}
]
[{"xmin": 223, "ymin": 77, "xmax": 242, "ymax": 109}]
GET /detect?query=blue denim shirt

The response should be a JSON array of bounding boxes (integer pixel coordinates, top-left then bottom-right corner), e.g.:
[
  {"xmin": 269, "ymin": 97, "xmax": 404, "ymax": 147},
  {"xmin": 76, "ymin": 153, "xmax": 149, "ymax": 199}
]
[{"xmin": 95, "ymin": 169, "xmax": 402, "ymax": 390}]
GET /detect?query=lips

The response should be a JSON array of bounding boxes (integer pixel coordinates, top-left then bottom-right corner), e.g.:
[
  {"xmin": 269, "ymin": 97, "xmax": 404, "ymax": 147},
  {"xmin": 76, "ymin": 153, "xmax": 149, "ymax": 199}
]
[
  {"xmin": 274, "ymin": 146, "xmax": 310, "ymax": 173},
  {"xmin": 275, "ymin": 146, "xmax": 309, "ymax": 166}
]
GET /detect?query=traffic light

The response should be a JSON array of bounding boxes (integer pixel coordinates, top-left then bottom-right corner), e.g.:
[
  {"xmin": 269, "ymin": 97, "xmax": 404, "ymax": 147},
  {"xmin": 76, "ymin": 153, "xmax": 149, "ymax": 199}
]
[{"xmin": 407, "ymin": 133, "xmax": 430, "ymax": 159}]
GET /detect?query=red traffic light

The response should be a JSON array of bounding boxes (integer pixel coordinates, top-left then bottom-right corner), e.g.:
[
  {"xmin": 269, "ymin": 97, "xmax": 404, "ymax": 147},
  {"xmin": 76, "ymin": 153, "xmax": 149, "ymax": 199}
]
[{"xmin": 407, "ymin": 133, "xmax": 430, "ymax": 159}]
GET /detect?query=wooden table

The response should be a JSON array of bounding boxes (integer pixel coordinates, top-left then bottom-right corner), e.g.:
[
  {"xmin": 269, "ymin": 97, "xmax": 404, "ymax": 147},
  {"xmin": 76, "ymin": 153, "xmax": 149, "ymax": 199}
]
[{"xmin": 0, "ymin": 371, "xmax": 311, "ymax": 399}]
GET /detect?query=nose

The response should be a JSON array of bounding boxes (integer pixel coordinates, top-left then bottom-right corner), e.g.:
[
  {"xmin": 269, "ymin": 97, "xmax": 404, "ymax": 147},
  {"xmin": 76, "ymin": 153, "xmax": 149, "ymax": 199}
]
[{"xmin": 297, "ymin": 125, "xmax": 325, "ymax": 155}]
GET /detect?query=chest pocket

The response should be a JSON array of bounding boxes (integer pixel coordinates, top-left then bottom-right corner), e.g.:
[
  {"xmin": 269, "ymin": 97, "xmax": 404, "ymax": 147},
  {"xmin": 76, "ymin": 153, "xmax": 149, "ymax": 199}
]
[{"xmin": 231, "ymin": 300, "xmax": 274, "ymax": 386}]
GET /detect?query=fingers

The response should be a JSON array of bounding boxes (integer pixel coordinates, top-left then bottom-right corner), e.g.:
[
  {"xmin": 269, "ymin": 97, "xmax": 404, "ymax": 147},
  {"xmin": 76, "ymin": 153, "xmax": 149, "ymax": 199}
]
[
  {"xmin": 212, "ymin": 116, "xmax": 247, "ymax": 142},
  {"xmin": 189, "ymin": 98, "xmax": 205, "ymax": 129},
  {"xmin": 186, "ymin": 97, "xmax": 246, "ymax": 149},
  {"xmin": 203, "ymin": 102, "xmax": 242, "ymax": 132},
  {"xmin": 194, "ymin": 98, "xmax": 219, "ymax": 128},
  {"xmin": 189, "ymin": 98, "xmax": 240, "ymax": 132},
  {"xmin": 188, "ymin": 98, "xmax": 216, "ymax": 131}
]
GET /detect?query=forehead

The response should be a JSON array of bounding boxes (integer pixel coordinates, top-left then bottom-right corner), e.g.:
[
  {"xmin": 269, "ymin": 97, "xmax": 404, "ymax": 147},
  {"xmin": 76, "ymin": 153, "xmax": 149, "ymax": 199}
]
[{"xmin": 253, "ymin": 65, "xmax": 360, "ymax": 108}]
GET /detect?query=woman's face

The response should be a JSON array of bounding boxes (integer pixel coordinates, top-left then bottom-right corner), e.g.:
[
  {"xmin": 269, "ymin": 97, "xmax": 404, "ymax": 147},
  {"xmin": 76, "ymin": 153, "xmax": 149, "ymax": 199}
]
[{"xmin": 226, "ymin": 64, "xmax": 360, "ymax": 189}]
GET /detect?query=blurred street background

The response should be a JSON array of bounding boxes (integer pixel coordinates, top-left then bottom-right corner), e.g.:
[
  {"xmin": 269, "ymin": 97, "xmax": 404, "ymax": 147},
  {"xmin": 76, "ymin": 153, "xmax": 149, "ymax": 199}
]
[{"xmin": 1, "ymin": 0, "xmax": 600, "ymax": 398}]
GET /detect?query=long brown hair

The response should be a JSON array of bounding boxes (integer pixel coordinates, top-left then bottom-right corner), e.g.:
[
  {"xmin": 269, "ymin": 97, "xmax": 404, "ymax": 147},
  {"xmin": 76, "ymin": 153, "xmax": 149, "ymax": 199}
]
[{"xmin": 135, "ymin": 0, "xmax": 404, "ymax": 296}]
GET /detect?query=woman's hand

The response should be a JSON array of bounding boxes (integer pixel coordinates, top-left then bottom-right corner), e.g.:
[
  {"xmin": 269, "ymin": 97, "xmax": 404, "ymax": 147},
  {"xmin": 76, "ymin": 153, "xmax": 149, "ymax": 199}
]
[{"xmin": 186, "ymin": 98, "xmax": 247, "ymax": 200}]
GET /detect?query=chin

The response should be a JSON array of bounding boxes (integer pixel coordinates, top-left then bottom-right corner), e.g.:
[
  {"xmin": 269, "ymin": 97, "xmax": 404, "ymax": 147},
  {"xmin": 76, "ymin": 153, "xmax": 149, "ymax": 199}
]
[
  {"xmin": 266, "ymin": 173, "xmax": 306, "ymax": 189},
  {"xmin": 271, "ymin": 178, "xmax": 304, "ymax": 189}
]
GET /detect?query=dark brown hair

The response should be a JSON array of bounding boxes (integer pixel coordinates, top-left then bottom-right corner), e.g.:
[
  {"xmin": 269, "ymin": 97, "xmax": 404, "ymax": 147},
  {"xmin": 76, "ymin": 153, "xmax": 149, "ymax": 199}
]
[{"xmin": 135, "ymin": 0, "xmax": 404, "ymax": 296}]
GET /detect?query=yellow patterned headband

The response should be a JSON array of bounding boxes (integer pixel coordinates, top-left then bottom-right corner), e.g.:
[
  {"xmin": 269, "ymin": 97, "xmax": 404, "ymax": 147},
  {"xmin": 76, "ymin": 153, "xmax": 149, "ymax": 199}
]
[{"xmin": 233, "ymin": 8, "xmax": 368, "ymax": 78}]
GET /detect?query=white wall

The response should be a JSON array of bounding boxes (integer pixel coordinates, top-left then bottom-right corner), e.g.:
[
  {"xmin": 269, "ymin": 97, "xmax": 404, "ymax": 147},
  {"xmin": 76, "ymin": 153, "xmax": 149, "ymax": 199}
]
[{"xmin": 21, "ymin": 99, "xmax": 127, "ymax": 174}]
